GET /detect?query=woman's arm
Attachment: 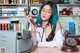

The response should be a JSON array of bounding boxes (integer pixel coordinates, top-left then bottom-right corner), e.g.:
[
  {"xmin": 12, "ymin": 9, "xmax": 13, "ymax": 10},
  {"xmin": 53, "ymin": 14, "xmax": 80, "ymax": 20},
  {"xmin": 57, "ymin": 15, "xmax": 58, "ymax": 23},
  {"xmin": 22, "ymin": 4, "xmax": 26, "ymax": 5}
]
[
  {"xmin": 26, "ymin": 15, "xmax": 37, "ymax": 46},
  {"xmin": 37, "ymin": 21, "xmax": 64, "ymax": 47},
  {"xmin": 54, "ymin": 20, "xmax": 64, "ymax": 46},
  {"xmin": 55, "ymin": 20, "xmax": 62, "ymax": 33},
  {"xmin": 26, "ymin": 15, "xmax": 36, "ymax": 37}
]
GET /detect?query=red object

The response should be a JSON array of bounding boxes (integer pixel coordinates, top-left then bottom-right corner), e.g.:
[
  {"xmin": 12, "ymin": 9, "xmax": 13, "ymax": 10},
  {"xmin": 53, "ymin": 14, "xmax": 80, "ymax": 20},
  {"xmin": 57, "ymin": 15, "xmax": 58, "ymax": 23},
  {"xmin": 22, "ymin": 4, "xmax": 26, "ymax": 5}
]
[{"xmin": 59, "ymin": 8, "xmax": 73, "ymax": 15}]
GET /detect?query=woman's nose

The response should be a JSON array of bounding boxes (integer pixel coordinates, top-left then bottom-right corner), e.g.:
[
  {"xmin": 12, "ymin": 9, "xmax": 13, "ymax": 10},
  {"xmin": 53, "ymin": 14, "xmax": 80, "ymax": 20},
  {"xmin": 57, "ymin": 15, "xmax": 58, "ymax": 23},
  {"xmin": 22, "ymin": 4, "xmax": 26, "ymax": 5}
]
[{"xmin": 43, "ymin": 11, "xmax": 47, "ymax": 15}]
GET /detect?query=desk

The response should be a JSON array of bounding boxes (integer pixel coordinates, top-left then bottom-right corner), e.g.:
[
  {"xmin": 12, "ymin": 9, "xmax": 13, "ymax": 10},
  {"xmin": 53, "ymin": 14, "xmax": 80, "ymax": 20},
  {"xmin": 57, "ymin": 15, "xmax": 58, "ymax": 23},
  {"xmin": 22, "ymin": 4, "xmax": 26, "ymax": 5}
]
[{"xmin": 30, "ymin": 46, "xmax": 80, "ymax": 53}]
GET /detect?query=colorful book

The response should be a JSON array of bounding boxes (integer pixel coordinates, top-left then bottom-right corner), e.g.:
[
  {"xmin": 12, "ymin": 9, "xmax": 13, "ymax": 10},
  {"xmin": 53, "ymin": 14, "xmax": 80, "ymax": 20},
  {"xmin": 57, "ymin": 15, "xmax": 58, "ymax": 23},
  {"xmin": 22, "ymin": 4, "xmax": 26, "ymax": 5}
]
[
  {"xmin": 15, "ymin": 23, "xmax": 19, "ymax": 31},
  {"xmin": 4, "ymin": 23, "xmax": 8, "ymax": 30},
  {"xmin": 0, "ymin": 24, "xmax": 2, "ymax": 30},
  {"xmin": 0, "ymin": 6, "xmax": 2, "ymax": 16},
  {"xmin": 7, "ymin": 23, "xmax": 10, "ymax": 30},
  {"xmin": 4, "ymin": 0, "xmax": 6, "ymax": 4},
  {"xmin": 10, "ymin": 23, "xmax": 14, "ymax": 30},
  {"xmin": 17, "ymin": 0, "xmax": 20, "ymax": 4},
  {"xmin": 2, "ymin": 24, "xmax": 5, "ymax": 30},
  {"xmin": 0, "ymin": 0, "xmax": 4, "ymax": 4}
]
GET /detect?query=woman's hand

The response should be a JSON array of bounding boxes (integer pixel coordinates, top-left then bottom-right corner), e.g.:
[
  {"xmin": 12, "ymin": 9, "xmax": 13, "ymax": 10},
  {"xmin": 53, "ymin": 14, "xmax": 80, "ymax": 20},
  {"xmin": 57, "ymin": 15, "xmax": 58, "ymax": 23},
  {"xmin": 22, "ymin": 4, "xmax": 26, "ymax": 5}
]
[
  {"xmin": 26, "ymin": 15, "xmax": 35, "ymax": 31},
  {"xmin": 26, "ymin": 15, "xmax": 33, "ymax": 24}
]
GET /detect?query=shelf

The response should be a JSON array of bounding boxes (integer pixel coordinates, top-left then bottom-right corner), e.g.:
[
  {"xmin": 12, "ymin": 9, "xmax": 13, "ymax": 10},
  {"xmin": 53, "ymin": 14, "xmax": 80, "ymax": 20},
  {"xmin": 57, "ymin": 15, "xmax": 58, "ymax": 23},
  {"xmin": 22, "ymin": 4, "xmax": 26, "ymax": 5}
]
[
  {"xmin": 30, "ymin": 4, "xmax": 42, "ymax": 6},
  {"xmin": 31, "ymin": 15, "xmax": 38, "ymax": 18},
  {"xmin": 69, "ymin": 35, "xmax": 80, "ymax": 37},
  {"xmin": 57, "ymin": 4, "xmax": 80, "ymax": 6},
  {"xmin": 59, "ymin": 15, "xmax": 80, "ymax": 17},
  {"xmin": 0, "ymin": 16, "xmax": 26, "ymax": 18},
  {"xmin": 0, "ymin": 4, "xmax": 27, "ymax": 6},
  {"xmin": 0, "ymin": 16, "xmax": 9, "ymax": 18}
]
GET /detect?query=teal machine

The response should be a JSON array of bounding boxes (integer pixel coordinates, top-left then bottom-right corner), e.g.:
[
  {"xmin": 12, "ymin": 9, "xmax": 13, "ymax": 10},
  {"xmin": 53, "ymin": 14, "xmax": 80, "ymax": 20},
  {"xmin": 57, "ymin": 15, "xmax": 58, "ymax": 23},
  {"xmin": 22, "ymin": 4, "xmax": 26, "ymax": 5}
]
[{"xmin": 0, "ymin": 30, "xmax": 34, "ymax": 53}]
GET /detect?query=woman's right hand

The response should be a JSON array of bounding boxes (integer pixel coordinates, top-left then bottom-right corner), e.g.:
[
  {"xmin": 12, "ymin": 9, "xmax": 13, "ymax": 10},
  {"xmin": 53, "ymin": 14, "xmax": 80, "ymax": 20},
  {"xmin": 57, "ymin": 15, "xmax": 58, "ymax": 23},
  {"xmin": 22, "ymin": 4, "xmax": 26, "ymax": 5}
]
[
  {"xmin": 26, "ymin": 15, "xmax": 33, "ymax": 24},
  {"xmin": 26, "ymin": 15, "xmax": 35, "ymax": 31}
]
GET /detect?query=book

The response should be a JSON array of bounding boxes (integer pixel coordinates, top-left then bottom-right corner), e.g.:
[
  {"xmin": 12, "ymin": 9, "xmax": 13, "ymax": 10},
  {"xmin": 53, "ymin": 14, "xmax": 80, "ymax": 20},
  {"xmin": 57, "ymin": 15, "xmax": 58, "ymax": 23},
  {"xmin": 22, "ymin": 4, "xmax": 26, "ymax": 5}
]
[
  {"xmin": 5, "ymin": 23, "xmax": 8, "ymax": 30},
  {"xmin": 2, "ymin": 24, "xmax": 5, "ymax": 30},
  {"xmin": 15, "ymin": 23, "xmax": 19, "ymax": 31},
  {"xmin": 7, "ymin": 23, "xmax": 10, "ymax": 30},
  {"xmin": 10, "ymin": 23, "xmax": 14, "ymax": 30},
  {"xmin": 0, "ymin": 6, "xmax": 2, "ymax": 16},
  {"xmin": 0, "ymin": 24, "xmax": 2, "ymax": 30},
  {"xmin": 3, "ymin": 0, "xmax": 6, "ymax": 4},
  {"xmin": 30, "ymin": 0, "xmax": 40, "ymax": 4},
  {"xmin": 17, "ymin": 0, "xmax": 20, "ymax": 4},
  {"xmin": 0, "ymin": 0, "xmax": 4, "ymax": 4}
]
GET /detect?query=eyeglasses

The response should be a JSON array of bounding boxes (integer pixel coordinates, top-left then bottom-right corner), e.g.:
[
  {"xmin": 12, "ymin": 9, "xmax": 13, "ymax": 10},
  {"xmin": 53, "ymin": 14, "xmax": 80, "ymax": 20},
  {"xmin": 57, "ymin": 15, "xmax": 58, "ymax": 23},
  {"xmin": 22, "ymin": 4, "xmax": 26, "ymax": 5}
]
[{"xmin": 41, "ymin": 9, "xmax": 52, "ymax": 14}]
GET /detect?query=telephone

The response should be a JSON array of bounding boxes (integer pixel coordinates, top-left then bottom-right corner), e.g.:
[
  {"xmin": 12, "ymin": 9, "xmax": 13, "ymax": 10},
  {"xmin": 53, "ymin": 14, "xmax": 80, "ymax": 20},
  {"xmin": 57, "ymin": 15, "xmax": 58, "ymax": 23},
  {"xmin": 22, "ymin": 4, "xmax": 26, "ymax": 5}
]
[{"xmin": 61, "ymin": 30, "xmax": 79, "ymax": 52}]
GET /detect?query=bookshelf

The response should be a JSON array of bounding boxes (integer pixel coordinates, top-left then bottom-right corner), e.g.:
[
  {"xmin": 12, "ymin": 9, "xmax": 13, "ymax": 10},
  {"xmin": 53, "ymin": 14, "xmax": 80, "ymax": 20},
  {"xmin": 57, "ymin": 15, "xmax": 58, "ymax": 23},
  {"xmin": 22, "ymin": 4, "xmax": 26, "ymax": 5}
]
[{"xmin": 0, "ymin": 0, "xmax": 29, "ymax": 31}]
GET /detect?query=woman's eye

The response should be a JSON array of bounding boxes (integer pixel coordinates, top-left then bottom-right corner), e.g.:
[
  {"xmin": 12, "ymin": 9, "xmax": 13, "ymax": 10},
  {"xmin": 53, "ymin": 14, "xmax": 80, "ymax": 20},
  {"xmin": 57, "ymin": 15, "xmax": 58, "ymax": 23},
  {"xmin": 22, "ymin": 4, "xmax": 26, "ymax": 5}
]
[
  {"xmin": 47, "ymin": 11, "xmax": 51, "ymax": 13},
  {"xmin": 42, "ymin": 10, "xmax": 45, "ymax": 11}
]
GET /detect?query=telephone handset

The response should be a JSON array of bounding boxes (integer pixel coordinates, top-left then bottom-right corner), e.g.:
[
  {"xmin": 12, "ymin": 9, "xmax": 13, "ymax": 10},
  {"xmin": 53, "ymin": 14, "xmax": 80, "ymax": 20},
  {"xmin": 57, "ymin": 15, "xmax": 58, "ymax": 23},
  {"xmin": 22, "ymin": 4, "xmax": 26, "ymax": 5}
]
[
  {"xmin": 30, "ymin": 19, "xmax": 38, "ymax": 28},
  {"xmin": 61, "ymin": 30, "xmax": 79, "ymax": 52}
]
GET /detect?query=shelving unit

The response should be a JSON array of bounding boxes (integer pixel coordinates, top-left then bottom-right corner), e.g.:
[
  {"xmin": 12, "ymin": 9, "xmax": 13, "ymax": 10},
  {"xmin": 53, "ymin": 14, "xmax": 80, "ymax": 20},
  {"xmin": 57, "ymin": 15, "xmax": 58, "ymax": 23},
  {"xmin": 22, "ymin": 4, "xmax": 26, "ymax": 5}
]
[
  {"xmin": 57, "ymin": 3, "xmax": 80, "ymax": 36},
  {"xmin": 0, "ymin": 2, "xmax": 28, "ymax": 31}
]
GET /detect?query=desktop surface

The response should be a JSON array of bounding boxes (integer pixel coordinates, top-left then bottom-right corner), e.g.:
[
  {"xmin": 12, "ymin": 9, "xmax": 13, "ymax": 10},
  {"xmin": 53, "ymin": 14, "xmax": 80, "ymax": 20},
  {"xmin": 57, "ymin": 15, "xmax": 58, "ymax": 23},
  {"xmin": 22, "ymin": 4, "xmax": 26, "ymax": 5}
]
[{"xmin": 30, "ymin": 46, "xmax": 80, "ymax": 53}]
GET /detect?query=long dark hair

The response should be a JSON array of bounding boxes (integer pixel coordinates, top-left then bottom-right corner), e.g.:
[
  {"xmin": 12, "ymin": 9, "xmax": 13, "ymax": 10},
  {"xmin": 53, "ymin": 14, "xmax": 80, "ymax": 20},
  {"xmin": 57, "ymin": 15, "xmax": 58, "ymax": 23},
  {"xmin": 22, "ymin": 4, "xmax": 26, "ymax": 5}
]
[{"xmin": 35, "ymin": 1, "xmax": 58, "ymax": 42}]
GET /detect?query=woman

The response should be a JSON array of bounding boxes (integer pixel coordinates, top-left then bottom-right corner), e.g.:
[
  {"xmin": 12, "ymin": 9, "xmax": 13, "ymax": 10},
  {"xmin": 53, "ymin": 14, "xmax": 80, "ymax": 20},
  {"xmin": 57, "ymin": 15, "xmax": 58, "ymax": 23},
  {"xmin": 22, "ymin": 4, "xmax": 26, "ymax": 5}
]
[{"xmin": 26, "ymin": 1, "xmax": 64, "ymax": 47}]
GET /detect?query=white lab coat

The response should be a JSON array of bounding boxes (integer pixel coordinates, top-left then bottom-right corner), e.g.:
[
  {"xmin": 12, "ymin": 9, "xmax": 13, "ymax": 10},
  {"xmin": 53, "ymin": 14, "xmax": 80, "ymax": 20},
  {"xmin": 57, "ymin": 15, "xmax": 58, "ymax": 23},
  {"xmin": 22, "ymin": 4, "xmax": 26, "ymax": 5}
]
[{"xmin": 28, "ymin": 24, "xmax": 64, "ymax": 47}]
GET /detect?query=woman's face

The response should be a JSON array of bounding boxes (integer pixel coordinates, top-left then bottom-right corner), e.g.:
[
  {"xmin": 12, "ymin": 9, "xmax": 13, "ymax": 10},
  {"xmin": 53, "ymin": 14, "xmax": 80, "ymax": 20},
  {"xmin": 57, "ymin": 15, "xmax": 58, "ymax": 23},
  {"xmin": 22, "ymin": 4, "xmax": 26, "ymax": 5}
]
[{"xmin": 41, "ymin": 5, "xmax": 52, "ymax": 21}]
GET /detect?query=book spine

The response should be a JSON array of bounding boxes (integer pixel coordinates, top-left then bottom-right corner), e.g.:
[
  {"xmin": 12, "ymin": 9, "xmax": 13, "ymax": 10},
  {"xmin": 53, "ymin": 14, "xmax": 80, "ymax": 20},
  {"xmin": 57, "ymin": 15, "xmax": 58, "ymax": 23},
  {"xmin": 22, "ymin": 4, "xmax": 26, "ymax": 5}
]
[
  {"xmin": 6, "ymin": 0, "xmax": 9, "ymax": 4},
  {"xmin": 0, "ymin": 24, "xmax": 2, "ymax": 30},
  {"xmin": 8, "ymin": 23, "xmax": 10, "ymax": 30},
  {"xmin": 25, "ymin": 0, "xmax": 27, "ymax": 4},
  {"xmin": 2, "ymin": 24, "xmax": 5, "ymax": 30},
  {"xmin": 17, "ymin": 0, "xmax": 20, "ymax": 4},
  {"xmin": 4, "ymin": 0, "xmax": 6, "ymax": 4},
  {"xmin": 11, "ymin": 0, "xmax": 14, "ymax": 4},
  {"xmin": 13, "ymin": 0, "xmax": 16, "ymax": 4},
  {"xmin": 15, "ymin": 23, "xmax": 19, "ymax": 30},
  {"xmin": 0, "ymin": 6, "xmax": 2, "ymax": 16},
  {"xmin": 5, "ymin": 23, "xmax": 8, "ymax": 30},
  {"xmin": 10, "ymin": 23, "xmax": 14, "ymax": 30},
  {"xmin": 20, "ymin": 0, "xmax": 22, "ymax": 4},
  {"xmin": 0, "ymin": 0, "xmax": 4, "ymax": 4}
]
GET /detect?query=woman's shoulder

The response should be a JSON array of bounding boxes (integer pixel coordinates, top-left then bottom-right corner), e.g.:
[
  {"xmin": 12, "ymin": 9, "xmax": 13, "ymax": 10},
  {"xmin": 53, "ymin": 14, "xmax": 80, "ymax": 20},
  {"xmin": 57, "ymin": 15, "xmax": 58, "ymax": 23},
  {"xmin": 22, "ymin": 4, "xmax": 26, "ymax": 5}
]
[{"xmin": 55, "ymin": 21, "xmax": 61, "ymax": 33}]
